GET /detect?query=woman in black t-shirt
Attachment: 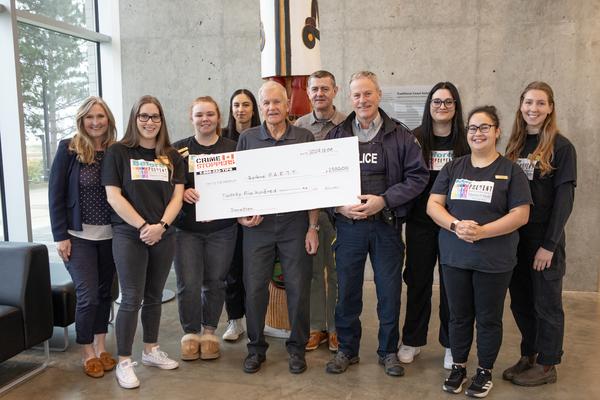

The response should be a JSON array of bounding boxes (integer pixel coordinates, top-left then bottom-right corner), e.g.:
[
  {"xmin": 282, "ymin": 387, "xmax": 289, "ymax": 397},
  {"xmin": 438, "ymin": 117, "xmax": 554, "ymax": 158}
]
[
  {"xmin": 49, "ymin": 96, "xmax": 117, "ymax": 378},
  {"xmin": 172, "ymin": 96, "xmax": 238, "ymax": 360},
  {"xmin": 399, "ymin": 82, "xmax": 469, "ymax": 369},
  {"xmin": 102, "ymin": 95, "xmax": 185, "ymax": 389},
  {"xmin": 221, "ymin": 89, "xmax": 261, "ymax": 342},
  {"xmin": 428, "ymin": 106, "xmax": 531, "ymax": 398},
  {"xmin": 502, "ymin": 82, "xmax": 577, "ymax": 386}
]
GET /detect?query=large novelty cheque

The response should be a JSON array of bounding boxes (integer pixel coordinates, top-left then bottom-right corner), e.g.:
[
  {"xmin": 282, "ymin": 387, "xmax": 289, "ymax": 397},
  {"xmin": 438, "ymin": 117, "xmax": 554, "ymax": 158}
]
[{"xmin": 194, "ymin": 136, "xmax": 361, "ymax": 220}]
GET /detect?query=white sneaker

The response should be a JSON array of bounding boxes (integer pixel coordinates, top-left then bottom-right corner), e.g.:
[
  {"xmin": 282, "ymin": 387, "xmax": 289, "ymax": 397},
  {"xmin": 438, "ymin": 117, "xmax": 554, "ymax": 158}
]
[
  {"xmin": 222, "ymin": 318, "xmax": 245, "ymax": 341},
  {"xmin": 141, "ymin": 346, "xmax": 179, "ymax": 370},
  {"xmin": 397, "ymin": 344, "xmax": 421, "ymax": 363},
  {"xmin": 444, "ymin": 347, "xmax": 453, "ymax": 370},
  {"xmin": 116, "ymin": 359, "xmax": 140, "ymax": 389},
  {"xmin": 263, "ymin": 324, "xmax": 291, "ymax": 339}
]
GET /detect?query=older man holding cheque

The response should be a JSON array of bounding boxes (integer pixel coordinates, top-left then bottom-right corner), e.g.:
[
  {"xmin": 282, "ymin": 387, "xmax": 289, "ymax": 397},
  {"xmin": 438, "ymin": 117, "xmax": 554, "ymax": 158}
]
[
  {"xmin": 235, "ymin": 81, "xmax": 319, "ymax": 374},
  {"xmin": 324, "ymin": 71, "xmax": 429, "ymax": 377}
]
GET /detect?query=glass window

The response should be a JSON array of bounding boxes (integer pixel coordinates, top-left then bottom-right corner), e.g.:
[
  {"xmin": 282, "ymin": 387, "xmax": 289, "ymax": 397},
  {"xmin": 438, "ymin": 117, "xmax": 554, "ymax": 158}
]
[
  {"xmin": 16, "ymin": 0, "xmax": 97, "ymax": 31},
  {"xmin": 18, "ymin": 21, "xmax": 99, "ymax": 262}
]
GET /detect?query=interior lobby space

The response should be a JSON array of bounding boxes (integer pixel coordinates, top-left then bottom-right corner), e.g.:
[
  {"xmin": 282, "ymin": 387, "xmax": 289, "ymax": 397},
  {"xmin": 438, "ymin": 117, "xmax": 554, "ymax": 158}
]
[
  {"xmin": 2, "ymin": 277, "xmax": 599, "ymax": 400},
  {"xmin": 1, "ymin": 0, "xmax": 600, "ymax": 399}
]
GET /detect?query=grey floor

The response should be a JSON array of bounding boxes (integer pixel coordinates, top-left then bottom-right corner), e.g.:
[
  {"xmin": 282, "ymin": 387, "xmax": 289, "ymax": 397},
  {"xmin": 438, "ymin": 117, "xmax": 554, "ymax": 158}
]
[{"xmin": 2, "ymin": 272, "xmax": 599, "ymax": 400}]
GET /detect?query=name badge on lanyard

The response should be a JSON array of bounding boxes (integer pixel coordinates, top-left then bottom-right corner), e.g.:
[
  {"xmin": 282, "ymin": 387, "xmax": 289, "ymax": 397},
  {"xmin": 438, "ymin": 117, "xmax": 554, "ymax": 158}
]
[
  {"xmin": 130, "ymin": 159, "xmax": 169, "ymax": 182},
  {"xmin": 450, "ymin": 179, "xmax": 494, "ymax": 203},
  {"xmin": 430, "ymin": 150, "xmax": 453, "ymax": 171},
  {"xmin": 516, "ymin": 157, "xmax": 537, "ymax": 181}
]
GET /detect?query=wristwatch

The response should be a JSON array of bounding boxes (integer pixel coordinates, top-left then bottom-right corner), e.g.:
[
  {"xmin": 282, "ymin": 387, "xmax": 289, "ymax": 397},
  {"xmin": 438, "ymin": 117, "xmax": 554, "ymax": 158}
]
[
  {"xmin": 309, "ymin": 224, "xmax": 320, "ymax": 232},
  {"xmin": 160, "ymin": 220, "xmax": 170, "ymax": 231},
  {"xmin": 450, "ymin": 220, "xmax": 459, "ymax": 233}
]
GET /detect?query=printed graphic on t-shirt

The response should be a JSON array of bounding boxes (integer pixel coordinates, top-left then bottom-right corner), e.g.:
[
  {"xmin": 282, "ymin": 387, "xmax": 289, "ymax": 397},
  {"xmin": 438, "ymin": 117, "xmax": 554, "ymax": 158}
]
[
  {"xmin": 450, "ymin": 179, "xmax": 494, "ymax": 203},
  {"xmin": 130, "ymin": 159, "xmax": 169, "ymax": 182},
  {"xmin": 430, "ymin": 150, "xmax": 453, "ymax": 171},
  {"xmin": 192, "ymin": 152, "xmax": 237, "ymax": 175},
  {"xmin": 516, "ymin": 158, "xmax": 537, "ymax": 181}
]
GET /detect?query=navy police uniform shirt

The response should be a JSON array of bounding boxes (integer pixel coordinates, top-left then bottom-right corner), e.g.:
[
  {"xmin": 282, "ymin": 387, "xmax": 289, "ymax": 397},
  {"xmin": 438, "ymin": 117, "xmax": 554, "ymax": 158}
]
[
  {"xmin": 431, "ymin": 155, "xmax": 532, "ymax": 273},
  {"xmin": 359, "ymin": 130, "xmax": 387, "ymax": 196}
]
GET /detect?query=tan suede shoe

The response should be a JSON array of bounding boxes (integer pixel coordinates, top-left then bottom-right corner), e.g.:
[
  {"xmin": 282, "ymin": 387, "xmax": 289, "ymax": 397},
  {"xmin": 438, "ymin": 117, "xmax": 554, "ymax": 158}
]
[
  {"xmin": 180, "ymin": 333, "xmax": 202, "ymax": 361},
  {"xmin": 84, "ymin": 357, "xmax": 105, "ymax": 378},
  {"xmin": 98, "ymin": 351, "xmax": 117, "ymax": 371}
]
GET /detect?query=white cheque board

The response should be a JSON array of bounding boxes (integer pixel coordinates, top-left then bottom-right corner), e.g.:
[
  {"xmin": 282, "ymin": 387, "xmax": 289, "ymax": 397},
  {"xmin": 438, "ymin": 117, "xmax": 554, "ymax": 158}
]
[{"xmin": 194, "ymin": 136, "xmax": 361, "ymax": 220}]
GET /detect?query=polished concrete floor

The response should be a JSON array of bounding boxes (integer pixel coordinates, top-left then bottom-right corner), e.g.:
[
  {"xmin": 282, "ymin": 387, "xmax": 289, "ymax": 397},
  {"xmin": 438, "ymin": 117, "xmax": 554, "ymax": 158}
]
[{"xmin": 2, "ymin": 273, "xmax": 599, "ymax": 400}]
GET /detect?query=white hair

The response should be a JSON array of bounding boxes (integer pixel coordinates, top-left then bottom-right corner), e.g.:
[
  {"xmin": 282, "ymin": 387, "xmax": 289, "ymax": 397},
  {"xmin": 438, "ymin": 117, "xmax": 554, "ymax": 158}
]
[{"xmin": 258, "ymin": 80, "xmax": 288, "ymax": 103}]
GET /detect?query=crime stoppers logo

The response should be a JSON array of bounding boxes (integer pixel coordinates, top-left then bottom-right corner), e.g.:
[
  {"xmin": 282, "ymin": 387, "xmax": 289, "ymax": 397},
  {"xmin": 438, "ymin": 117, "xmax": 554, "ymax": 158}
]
[{"xmin": 192, "ymin": 152, "xmax": 237, "ymax": 175}]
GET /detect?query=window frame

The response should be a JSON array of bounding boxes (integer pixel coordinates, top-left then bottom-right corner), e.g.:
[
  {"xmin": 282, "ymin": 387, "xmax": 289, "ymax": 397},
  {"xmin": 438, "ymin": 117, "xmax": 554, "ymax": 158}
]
[{"xmin": 0, "ymin": 0, "xmax": 120, "ymax": 241}]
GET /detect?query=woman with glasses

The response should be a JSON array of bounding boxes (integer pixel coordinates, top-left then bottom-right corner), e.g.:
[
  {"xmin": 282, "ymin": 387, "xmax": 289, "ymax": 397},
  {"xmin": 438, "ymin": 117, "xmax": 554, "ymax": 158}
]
[
  {"xmin": 102, "ymin": 95, "xmax": 185, "ymax": 389},
  {"xmin": 502, "ymin": 82, "xmax": 577, "ymax": 386},
  {"xmin": 172, "ymin": 96, "xmax": 238, "ymax": 360},
  {"xmin": 49, "ymin": 96, "xmax": 117, "ymax": 378},
  {"xmin": 398, "ymin": 82, "xmax": 469, "ymax": 370},
  {"xmin": 220, "ymin": 89, "xmax": 261, "ymax": 341},
  {"xmin": 427, "ymin": 106, "xmax": 531, "ymax": 398}
]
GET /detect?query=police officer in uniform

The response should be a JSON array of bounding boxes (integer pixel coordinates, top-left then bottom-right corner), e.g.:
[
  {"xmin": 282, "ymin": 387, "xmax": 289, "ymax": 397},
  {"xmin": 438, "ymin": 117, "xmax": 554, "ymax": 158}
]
[{"xmin": 324, "ymin": 71, "xmax": 429, "ymax": 377}]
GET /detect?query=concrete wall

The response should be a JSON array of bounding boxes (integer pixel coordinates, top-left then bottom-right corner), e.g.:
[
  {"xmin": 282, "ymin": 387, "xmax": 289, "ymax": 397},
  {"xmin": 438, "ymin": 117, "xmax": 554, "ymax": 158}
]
[{"xmin": 119, "ymin": 0, "xmax": 600, "ymax": 291}]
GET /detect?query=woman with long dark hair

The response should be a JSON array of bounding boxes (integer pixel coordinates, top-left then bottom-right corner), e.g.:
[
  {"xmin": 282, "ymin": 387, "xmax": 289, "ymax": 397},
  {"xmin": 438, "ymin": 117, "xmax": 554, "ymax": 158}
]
[
  {"xmin": 221, "ymin": 89, "xmax": 261, "ymax": 341},
  {"xmin": 428, "ymin": 106, "xmax": 531, "ymax": 397},
  {"xmin": 502, "ymin": 82, "xmax": 577, "ymax": 386},
  {"xmin": 49, "ymin": 96, "xmax": 117, "ymax": 378},
  {"xmin": 399, "ymin": 82, "xmax": 469, "ymax": 370},
  {"xmin": 102, "ymin": 95, "xmax": 185, "ymax": 389}
]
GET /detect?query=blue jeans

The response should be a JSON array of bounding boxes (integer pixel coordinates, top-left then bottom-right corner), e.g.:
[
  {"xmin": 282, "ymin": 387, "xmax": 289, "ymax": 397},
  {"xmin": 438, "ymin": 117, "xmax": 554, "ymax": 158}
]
[
  {"xmin": 334, "ymin": 218, "xmax": 404, "ymax": 358},
  {"xmin": 64, "ymin": 236, "xmax": 115, "ymax": 344},
  {"xmin": 174, "ymin": 224, "xmax": 237, "ymax": 332}
]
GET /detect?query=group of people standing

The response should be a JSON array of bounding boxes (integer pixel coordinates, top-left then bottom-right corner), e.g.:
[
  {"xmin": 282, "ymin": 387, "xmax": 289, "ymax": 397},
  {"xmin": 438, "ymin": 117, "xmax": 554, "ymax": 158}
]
[{"xmin": 49, "ymin": 69, "xmax": 576, "ymax": 398}]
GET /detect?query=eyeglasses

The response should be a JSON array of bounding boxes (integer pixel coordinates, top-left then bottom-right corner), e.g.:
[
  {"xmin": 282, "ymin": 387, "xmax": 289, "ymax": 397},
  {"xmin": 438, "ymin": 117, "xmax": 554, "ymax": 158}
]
[
  {"xmin": 430, "ymin": 98, "xmax": 456, "ymax": 108},
  {"xmin": 466, "ymin": 124, "xmax": 496, "ymax": 134},
  {"xmin": 137, "ymin": 113, "xmax": 161, "ymax": 123}
]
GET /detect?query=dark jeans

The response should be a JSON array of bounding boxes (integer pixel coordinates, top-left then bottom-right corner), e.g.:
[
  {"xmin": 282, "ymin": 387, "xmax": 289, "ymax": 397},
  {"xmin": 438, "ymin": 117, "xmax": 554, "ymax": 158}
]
[
  {"xmin": 174, "ymin": 224, "xmax": 237, "ymax": 332},
  {"xmin": 403, "ymin": 219, "xmax": 450, "ymax": 348},
  {"xmin": 334, "ymin": 218, "xmax": 404, "ymax": 358},
  {"xmin": 225, "ymin": 224, "xmax": 245, "ymax": 320},
  {"xmin": 112, "ymin": 224, "xmax": 175, "ymax": 357},
  {"xmin": 443, "ymin": 265, "xmax": 513, "ymax": 370},
  {"xmin": 243, "ymin": 212, "xmax": 311, "ymax": 356},
  {"xmin": 310, "ymin": 211, "xmax": 337, "ymax": 332},
  {"xmin": 64, "ymin": 236, "xmax": 115, "ymax": 345},
  {"xmin": 509, "ymin": 225, "xmax": 566, "ymax": 365}
]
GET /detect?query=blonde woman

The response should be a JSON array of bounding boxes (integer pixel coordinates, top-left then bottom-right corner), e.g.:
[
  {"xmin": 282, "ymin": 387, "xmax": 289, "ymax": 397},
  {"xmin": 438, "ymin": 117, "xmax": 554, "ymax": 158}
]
[{"xmin": 49, "ymin": 96, "xmax": 117, "ymax": 378}]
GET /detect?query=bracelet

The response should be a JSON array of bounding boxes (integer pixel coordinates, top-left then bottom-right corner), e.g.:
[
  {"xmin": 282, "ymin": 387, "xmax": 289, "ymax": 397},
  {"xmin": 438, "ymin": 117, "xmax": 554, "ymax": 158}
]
[{"xmin": 138, "ymin": 221, "xmax": 148, "ymax": 231}]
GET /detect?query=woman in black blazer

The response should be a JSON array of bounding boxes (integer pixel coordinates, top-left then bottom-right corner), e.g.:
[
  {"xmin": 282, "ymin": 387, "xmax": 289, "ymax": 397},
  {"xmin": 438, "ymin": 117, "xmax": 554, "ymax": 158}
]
[{"xmin": 49, "ymin": 96, "xmax": 117, "ymax": 378}]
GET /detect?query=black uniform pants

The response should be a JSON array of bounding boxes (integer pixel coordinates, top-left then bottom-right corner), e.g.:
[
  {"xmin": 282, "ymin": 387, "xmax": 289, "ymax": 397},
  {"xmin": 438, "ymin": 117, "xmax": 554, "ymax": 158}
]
[
  {"xmin": 443, "ymin": 265, "xmax": 513, "ymax": 370},
  {"xmin": 225, "ymin": 224, "xmax": 245, "ymax": 320},
  {"xmin": 402, "ymin": 219, "xmax": 450, "ymax": 347},
  {"xmin": 508, "ymin": 225, "xmax": 565, "ymax": 365},
  {"xmin": 243, "ymin": 213, "xmax": 311, "ymax": 356}
]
